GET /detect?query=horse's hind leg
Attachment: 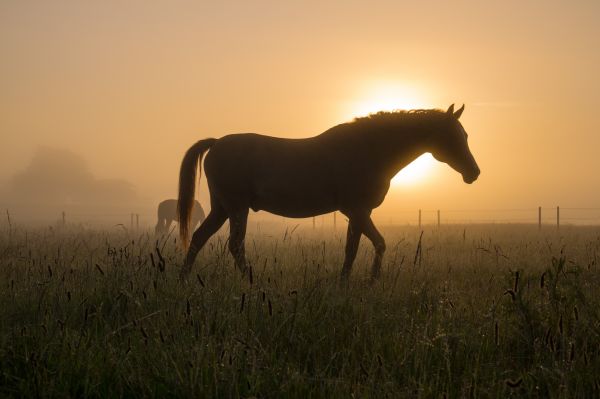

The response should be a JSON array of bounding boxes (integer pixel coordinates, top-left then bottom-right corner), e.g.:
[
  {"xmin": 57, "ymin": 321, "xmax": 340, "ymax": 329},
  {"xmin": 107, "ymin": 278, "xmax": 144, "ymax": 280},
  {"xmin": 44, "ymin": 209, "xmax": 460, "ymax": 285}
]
[
  {"xmin": 361, "ymin": 217, "xmax": 386, "ymax": 281},
  {"xmin": 228, "ymin": 208, "xmax": 250, "ymax": 278},
  {"xmin": 181, "ymin": 206, "xmax": 228, "ymax": 278}
]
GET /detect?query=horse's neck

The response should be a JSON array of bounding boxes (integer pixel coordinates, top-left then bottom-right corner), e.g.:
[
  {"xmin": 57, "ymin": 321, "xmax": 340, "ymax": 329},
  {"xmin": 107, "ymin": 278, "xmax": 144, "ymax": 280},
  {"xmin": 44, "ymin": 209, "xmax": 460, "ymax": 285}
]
[{"xmin": 365, "ymin": 124, "xmax": 432, "ymax": 180}]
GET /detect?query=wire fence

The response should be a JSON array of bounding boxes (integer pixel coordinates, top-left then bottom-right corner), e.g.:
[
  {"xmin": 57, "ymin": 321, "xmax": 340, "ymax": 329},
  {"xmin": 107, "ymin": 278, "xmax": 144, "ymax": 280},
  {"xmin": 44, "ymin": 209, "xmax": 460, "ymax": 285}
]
[
  {"xmin": 376, "ymin": 207, "xmax": 600, "ymax": 227},
  {"xmin": 3, "ymin": 206, "xmax": 600, "ymax": 231}
]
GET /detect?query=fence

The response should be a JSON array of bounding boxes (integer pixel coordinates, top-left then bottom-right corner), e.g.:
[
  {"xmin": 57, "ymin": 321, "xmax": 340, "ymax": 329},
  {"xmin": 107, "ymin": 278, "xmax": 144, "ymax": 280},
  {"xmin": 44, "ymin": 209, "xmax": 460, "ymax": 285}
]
[
  {"xmin": 317, "ymin": 207, "xmax": 600, "ymax": 228},
  {"xmin": 4, "ymin": 206, "xmax": 600, "ymax": 231},
  {"xmin": 377, "ymin": 207, "xmax": 600, "ymax": 227},
  {"xmin": 2, "ymin": 208, "xmax": 153, "ymax": 231}
]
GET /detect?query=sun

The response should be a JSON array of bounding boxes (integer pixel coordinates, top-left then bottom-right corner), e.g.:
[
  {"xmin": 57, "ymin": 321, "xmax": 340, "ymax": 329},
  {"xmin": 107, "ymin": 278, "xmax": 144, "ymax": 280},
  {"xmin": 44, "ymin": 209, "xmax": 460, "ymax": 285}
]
[
  {"xmin": 392, "ymin": 153, "xmax": 436, "ymax": 186},
  {"xmin": 344, "ymin": 81, "xmax": 429, "ymax": 119},
  {"xmin": 342, "ymin": 81, "xmax": 438, "ymax": 186}
]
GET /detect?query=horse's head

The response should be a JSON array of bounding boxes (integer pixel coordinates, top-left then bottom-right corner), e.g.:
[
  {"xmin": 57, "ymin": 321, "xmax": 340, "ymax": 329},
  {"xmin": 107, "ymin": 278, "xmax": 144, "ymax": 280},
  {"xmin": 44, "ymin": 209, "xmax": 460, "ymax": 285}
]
[{"xmin": 429, "ymin": 104, "xmax": 480, "ymax": 184}]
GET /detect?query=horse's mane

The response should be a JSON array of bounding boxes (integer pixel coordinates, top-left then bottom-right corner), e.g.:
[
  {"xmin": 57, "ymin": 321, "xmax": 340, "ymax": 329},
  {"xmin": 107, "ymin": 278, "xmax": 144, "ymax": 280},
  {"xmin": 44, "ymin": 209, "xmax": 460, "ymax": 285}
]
[
  {"xmin": 321, "ymin": 108, "xmax": 449, "ymax": 138},
  {"xmin": 351, "ymin": 108, "xmax": 447, "ymax": 125}
]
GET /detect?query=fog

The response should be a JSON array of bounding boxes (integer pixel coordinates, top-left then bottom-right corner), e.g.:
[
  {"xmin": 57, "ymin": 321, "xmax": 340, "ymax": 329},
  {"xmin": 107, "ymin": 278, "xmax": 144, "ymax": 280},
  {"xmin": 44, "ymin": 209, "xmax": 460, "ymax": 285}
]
[
  {"xmin": 2, "ymin": 1, "xmax": 600, "ymax": 227},
  {"xmin": 1, "ymin": 147, "xmax": 143, "ymax": 224}
]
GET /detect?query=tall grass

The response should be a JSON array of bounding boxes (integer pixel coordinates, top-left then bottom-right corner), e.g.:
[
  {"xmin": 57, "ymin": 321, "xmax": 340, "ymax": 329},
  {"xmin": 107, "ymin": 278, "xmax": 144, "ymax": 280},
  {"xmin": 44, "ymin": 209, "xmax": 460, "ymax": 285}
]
[{"xmin": 1, "ymin": 224, "xmax": 599, "ymax": 397}]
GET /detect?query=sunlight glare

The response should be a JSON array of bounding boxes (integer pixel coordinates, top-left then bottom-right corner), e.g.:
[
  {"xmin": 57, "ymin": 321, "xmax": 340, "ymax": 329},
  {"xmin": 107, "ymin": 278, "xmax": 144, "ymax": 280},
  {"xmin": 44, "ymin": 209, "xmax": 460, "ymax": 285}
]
[
  {"xmin": 391, "ymin": 153, "xmax": 437, "ymax": 186},
  {"xmin": 343, "ymin": 81, "xmax": 437, "ymax": 186},
  {"xmin": 346, "ymin": 82, "xmax": 429, "ymax": 119}
]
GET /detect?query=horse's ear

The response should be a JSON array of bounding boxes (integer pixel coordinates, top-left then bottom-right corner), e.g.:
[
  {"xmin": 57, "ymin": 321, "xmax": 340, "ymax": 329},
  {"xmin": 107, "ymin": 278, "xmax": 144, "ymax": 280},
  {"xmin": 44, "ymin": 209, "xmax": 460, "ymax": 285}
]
[
  {"xmin": 446, "ymin": 104, "xmax": 455, "ymax": 115},
  {"xmin": 454, "ymin": 104, "xmax": 465, "ymax": 119}
]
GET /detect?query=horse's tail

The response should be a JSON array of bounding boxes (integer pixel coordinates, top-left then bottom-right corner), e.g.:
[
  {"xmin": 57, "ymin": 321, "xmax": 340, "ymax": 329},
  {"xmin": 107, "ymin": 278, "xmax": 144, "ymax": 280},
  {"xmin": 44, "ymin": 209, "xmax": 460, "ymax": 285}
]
[{"xmin": 178, "ymin": 138, "xmax": 217, "ymax": 248}]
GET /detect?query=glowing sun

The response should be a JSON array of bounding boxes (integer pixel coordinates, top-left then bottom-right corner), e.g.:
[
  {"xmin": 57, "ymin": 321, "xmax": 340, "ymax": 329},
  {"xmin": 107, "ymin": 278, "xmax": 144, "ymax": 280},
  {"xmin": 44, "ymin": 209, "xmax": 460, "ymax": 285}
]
[
  {"xmin": 346, "ymin": 82, "xmax": 429, "ymax": 118},
  {"xmin": 392, "ymin": 153, "xmax": 436, "ymax": 186},
  {"xmin": 344, "ymin": 81, "xmax": 438, "ymax": 186}
]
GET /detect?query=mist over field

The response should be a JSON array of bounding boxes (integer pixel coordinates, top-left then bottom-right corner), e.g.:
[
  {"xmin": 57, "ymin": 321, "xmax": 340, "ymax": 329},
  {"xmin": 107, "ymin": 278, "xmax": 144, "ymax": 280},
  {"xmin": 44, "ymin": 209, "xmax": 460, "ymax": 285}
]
[
  {"xmin": 1, "ymin": 147, "xmax": 140, "ymax": 224},
  {"xmin": 2, "ymin": 1, "xmax": 600, "ymax": 227}
]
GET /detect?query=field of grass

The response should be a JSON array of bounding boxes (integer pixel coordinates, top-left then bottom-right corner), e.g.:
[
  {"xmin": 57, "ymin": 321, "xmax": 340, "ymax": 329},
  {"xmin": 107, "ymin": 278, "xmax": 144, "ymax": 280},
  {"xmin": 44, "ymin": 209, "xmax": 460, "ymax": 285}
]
[{"xmin": 1, "ymin": 222, "xmax": 600, "ymax": 398}]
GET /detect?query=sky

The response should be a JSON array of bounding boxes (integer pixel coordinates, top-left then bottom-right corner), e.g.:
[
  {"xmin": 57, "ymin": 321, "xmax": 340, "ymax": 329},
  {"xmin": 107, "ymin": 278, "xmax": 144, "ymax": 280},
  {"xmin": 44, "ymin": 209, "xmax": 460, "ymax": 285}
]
[{"xmin": 1, "ymin": 0, "xmax": 600, "ymax": 224}]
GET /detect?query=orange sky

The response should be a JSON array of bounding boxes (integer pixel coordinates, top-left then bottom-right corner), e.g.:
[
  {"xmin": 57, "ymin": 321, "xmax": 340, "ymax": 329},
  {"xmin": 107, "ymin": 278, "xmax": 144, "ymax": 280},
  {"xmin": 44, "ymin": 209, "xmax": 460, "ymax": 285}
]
[{"xmin": 1, "ymin": 1, "xmax": 600, "ymax": 223}]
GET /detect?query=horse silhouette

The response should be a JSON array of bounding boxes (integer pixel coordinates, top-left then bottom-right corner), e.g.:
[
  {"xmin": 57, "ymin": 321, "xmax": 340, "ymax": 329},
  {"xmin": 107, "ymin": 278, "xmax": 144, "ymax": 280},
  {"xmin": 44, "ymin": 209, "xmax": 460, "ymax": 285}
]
[
  {"xmin": 155, "ymin": 199, "xmax": 205, "ymax": 234},
  {"xmin": 178, "ymin": 104, "xmax": 480, "ymax": 281}
]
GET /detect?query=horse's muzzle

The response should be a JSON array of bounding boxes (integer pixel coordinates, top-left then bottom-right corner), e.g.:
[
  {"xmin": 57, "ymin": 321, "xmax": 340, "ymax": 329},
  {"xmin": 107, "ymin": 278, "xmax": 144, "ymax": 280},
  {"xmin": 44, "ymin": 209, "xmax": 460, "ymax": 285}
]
[{"xmin": 462, "ymin": 169, "xmax": 480, "ymax": 184}]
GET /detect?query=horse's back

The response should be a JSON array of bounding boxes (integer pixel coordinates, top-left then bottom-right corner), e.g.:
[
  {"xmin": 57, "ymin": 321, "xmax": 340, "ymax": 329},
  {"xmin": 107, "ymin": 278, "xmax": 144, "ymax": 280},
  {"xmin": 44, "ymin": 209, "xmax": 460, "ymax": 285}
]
[
  {"xmin": 203, "ymin": 134, "xmax": 349, "ymax": 216},
  {"xmin": 158, "ymin": 199, "xmax": 204, "ymax": 222},
  {"xmin": 158, "ymin": 199, "xmax": 177, "ymax": 216}
]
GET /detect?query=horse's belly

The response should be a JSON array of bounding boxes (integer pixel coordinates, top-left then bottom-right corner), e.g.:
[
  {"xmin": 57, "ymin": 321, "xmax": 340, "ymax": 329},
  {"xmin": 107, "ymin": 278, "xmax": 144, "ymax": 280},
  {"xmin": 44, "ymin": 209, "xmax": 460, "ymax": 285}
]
[
  {"xmin": 251, "ymin": 185, "xmax": 336, "ymax": 218},
  {"xmin": 260, "ymin": 204, "xmax": 337, "ymax": 218},
  {"xmin": 255, "ymin": 202, "xmax": 337, "ymax": 218}
]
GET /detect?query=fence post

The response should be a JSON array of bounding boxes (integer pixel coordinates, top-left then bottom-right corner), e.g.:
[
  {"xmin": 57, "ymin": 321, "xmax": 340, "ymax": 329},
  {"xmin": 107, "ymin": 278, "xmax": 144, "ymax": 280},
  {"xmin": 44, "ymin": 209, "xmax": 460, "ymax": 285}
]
[
  {"xmin": 556, "ymin": 206, "xmax": 560, "ymax": 229},
  {"xmin": 62, "ymin": 211, "xmax": 66, "ymax": 226},
  {"xmin": 437, "ymin": 210, "xmax": 440, "ymax": 227},
  {"xmin": 333, "ymin": 211, "xmax": 337, "ymax": 230},
  {"xmin": 136, "ymin": 214, "xmax": 140, "ymax": 230},
  {"xmin": 312, "ymin": 216, "xmax": 315, "ymax": 230},
  {"xmin": 130, "ymin": 213, "xmax": 134, "ymax": 231},
  {"xmin": 538, "ymin": 206, "xmax": 542, "ymax": 230},
  {"xmin": 418, "ymin": 209, "xmax": 421, "ymax": 228}
]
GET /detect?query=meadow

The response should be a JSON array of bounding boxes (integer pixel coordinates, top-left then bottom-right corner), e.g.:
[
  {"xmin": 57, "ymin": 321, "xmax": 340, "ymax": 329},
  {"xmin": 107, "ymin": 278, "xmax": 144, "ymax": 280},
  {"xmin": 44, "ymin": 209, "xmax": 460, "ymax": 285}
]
[{"xmin": 1, "ymin": 222, "xmax": 599, "ymax": 398}]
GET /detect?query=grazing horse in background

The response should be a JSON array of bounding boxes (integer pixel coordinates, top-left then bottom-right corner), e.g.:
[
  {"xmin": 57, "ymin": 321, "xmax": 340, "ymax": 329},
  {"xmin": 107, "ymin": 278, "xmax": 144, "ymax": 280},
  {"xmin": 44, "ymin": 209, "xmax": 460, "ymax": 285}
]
[
  {"xmin": 178, "ymin": 104, "xmax": 480, "ymax": 281},
  {"xmin": 155, "ymin": 199, "xmax": 205, "ymax": 234}
]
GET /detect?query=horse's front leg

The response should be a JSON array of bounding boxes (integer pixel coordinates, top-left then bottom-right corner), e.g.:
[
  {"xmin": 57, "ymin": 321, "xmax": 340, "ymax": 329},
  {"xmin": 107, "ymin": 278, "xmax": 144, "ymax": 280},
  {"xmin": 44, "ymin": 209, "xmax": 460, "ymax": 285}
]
[
  {"xmin": 154, "ymin": 218, "xmax": 165, "ymax": 234},
  {"xmin": 340, "ymin": 217, "xmax": 362, "ymax": 281}
]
